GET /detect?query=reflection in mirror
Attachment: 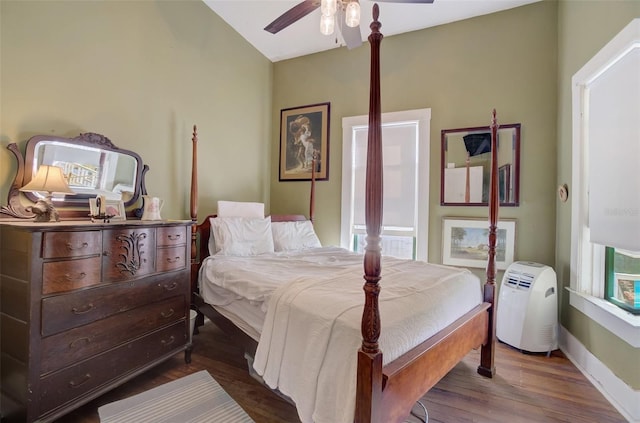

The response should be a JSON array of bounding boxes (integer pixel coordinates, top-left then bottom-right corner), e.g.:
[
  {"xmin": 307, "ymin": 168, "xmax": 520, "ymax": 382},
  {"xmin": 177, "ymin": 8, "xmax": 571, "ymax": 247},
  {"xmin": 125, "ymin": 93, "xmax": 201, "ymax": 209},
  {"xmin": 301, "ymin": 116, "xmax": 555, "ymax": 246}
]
[
  {"xmin": 21, "ymin": 133, "xmax": 145, "ymax": 209},
  {"xmin": 441, "ymin": 123, "xmax": 520, "ymax": 206},
  {"xmin": 31, "ymin": 141, "xmax": 137, "ymax": 202}
]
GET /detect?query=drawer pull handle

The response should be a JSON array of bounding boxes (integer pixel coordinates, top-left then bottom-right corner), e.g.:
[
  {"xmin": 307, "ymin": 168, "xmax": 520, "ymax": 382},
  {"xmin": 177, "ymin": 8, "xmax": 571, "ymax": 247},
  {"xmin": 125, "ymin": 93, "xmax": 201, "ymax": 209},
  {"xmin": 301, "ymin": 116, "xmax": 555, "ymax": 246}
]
[
  {"xmin": 166, "ymin": 256, "xmax": 181, "ymax": 263},
  {"xmin": 69, "ymin": 337, "xmax": 91, "ymax": 349},
  {"xmin": 168, "ymin": 234, "xmax": 181, "ymax": 241},
  {"xmin": 66, "ymin": 242, "xmax": 89, "ymax": 251},
  {"xmin": 161, "ymin": 336, "xmax": 176, "ymax": 347},
  {"xmin": 69, "ymin": 373, "xmax": 91, "ymax": 388},
  {"xmin": 64, "ymin": 272, "xmax": 87, "ymax": 282},
  {"xmin": 72, "ymin": 303, "xmax": 94, "ymax": 314},
  {"xmin": 163, "ymin": 282, "xmax": 178, "ymax": 291},
  {"xmin": 160, "ymin": 309, "xmax": 175, "ymax": 319}
]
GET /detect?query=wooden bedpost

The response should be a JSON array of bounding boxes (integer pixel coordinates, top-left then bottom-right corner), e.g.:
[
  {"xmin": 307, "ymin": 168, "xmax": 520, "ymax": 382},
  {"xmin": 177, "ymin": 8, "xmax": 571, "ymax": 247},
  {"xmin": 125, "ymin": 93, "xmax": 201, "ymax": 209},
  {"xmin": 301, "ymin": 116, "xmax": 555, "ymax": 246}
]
[
  {"xmin": 356, "ymin": 5, "xmax": 384, "ymax": 423},
  {"xmin": 478, "ymin": 109, "xmax": 498, "ymax": 378},
  {"xmin": 190, "ymin": 125, "xmax": 199, "ymax": 296},
  {"xmin": 310, "ymin": 157, "xmax": 316, "ymax": 223}
]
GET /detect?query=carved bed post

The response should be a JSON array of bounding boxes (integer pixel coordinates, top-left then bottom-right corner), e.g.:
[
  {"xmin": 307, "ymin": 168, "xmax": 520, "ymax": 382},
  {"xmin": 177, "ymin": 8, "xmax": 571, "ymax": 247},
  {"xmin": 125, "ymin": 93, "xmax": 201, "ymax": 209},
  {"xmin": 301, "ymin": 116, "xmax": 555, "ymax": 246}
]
[
  {"xmin": 190, "ymin": 125, "xmax": 199, "ymax": 297},
  {"xmin": 478, "ymin": 109, "xmax": 498, "ymax": 378},
  {"xmin": 310, "ymin": 157, "xmax": 316, "ymax": 223},
  {"xmin": 356, "ymin": 5, "xmax": 384, "ymax": 423}
]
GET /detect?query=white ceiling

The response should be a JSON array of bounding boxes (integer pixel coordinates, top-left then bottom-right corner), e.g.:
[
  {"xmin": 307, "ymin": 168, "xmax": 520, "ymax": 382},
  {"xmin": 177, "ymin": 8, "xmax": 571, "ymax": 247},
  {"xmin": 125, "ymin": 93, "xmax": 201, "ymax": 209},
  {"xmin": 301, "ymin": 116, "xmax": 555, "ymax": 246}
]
[{"xmin": 203, "ymin": 0, "xmax": 541, "ymax": 62}]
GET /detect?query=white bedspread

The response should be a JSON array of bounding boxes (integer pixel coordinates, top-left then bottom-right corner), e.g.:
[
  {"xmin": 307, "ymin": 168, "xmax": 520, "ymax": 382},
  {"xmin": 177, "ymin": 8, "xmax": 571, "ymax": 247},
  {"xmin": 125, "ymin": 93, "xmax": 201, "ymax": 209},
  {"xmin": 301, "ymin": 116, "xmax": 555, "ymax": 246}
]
[{"xmin": 200, "ymin": 247, "xmax": 482, "ymax": 423}]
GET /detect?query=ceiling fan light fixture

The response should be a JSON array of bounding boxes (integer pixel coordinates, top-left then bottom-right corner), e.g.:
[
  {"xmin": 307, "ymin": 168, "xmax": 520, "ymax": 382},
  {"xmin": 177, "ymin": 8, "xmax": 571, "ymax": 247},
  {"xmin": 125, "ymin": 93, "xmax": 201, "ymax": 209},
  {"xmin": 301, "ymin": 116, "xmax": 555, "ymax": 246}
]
[
  {"xmin": 345, "ymin": 1, "xmax": 360, "ymax": 27},
  {"xmin": 321, "ymin": 0, "xmax": 337, "ymax": 16},
  {"xmin": 320, "ymin": 13, "xmax": 335, "ymax": 35}
]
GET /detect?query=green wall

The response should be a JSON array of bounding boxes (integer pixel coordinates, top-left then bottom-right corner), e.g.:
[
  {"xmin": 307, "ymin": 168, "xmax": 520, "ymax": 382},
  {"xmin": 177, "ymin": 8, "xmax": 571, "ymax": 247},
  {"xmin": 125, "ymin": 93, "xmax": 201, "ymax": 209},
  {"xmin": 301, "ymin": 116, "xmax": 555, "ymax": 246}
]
[
  {"xmin": 556, "ymin": 0, "xmax": 640, "ymax": 390},
  {"xmin": 270, "ymin": 0, "xmax": 639, "ymax": 391},
  {"xmin": 271, "ymin": 1, "xmax": 558, "ymax": 272},
  {"xmin": 1, "ymin": 0, "xmax": 637, "ymax": 395},
  {"xmin": 0, "ymin": 0, "xmax": 273, "ymax": 219}
]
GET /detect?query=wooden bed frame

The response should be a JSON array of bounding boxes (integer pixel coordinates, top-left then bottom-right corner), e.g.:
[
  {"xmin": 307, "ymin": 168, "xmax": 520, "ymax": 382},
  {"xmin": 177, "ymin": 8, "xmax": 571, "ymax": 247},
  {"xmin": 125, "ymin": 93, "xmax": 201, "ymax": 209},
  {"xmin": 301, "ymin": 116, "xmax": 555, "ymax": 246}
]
[{"xmin": 189, "ymin": 5, "xmax": 496, "ymax": 422}]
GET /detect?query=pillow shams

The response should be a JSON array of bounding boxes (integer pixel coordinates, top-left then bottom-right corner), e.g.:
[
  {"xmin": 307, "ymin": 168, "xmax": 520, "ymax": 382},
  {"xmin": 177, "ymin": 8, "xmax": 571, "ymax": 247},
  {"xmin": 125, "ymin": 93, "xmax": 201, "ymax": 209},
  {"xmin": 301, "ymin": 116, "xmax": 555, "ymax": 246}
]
[
  {"xmin": 271, "ymin": 220, "xmax": 321, "ymax": 252},
  {"xmin": 208, "ymin": 201, "xmax": 265, "ymax": 254},
  {"xmin": 210, "ymin": 216, "xmax": 274, "ymax": 256}
]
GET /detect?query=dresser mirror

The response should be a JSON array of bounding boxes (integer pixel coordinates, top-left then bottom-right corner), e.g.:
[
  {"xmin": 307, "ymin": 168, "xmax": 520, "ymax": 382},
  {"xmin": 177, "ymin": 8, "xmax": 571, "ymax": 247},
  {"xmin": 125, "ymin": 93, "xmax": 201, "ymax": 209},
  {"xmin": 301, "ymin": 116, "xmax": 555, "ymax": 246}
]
[
  {"xmin": 441, "ymin": 123, "xmax": 521, "ymax": 206},
  {"xmin": 1, "ymin": 132, "xmax": 148, "ymax": 219}
]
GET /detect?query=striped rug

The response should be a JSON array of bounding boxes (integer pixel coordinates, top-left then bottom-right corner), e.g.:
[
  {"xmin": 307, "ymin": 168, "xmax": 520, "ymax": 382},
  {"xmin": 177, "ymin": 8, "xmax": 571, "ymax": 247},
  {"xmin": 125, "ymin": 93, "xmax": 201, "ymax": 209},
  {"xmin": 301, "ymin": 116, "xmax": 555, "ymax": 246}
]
[{"xmin": 98, "ymin": 370, "xmax": 255, "ymax": 423}]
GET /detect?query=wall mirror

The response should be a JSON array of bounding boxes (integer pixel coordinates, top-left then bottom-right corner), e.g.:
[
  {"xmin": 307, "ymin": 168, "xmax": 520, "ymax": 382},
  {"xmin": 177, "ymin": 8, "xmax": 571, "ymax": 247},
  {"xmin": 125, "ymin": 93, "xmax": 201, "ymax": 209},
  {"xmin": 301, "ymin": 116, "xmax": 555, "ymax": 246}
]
[
  {"xmin": 441, "ymin": 123, "xmax": 521, "ymax": 206},
  {"xmin": 1, "ymin": 132, "xmax": 148, "ymax": 219}
]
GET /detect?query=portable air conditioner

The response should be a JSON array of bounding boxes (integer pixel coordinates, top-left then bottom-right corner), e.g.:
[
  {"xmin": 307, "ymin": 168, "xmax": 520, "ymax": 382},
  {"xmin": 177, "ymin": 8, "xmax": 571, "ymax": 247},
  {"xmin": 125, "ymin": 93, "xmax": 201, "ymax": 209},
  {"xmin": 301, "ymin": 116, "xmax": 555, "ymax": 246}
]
[{"xmin": 496, "ymin": 261, "xmax": 558, "ymax": 353}]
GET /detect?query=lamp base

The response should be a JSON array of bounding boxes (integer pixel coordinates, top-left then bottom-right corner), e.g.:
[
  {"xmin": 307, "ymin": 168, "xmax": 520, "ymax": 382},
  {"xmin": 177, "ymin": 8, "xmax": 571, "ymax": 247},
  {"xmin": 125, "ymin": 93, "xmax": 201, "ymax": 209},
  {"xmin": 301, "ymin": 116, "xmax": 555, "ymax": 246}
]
[{"xmin": 27, "ymin": 199, "xmax": 60, "ymax": 222}]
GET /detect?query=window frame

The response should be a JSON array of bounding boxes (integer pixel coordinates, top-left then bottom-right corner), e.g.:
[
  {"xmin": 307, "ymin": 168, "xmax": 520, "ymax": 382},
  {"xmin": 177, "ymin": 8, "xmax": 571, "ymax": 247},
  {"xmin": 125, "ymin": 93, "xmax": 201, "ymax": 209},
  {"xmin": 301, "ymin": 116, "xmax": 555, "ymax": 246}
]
[
  {"xmin": 569, "ymin": 19, "xmax": 640, "ymax": 347},
  {"xmin": 341, "ymin": 109, "xmax": 431, "ymax": 261}
]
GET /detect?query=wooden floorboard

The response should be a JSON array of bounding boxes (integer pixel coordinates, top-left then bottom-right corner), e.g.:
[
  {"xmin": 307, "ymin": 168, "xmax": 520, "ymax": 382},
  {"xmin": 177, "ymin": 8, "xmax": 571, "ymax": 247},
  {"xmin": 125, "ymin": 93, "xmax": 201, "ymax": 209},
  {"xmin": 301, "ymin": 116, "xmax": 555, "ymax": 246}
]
[{"xmin": 53, "ymin": 319, "xmax": 626, "ymax": 423}]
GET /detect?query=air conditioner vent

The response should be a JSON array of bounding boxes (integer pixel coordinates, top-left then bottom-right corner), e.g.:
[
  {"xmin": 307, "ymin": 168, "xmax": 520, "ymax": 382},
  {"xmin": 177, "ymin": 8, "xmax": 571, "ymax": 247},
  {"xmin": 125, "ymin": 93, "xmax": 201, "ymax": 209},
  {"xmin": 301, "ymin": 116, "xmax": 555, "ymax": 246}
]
[{"xmin": 505, "ymin": 271, "xmax": 534, "ymax": 290}]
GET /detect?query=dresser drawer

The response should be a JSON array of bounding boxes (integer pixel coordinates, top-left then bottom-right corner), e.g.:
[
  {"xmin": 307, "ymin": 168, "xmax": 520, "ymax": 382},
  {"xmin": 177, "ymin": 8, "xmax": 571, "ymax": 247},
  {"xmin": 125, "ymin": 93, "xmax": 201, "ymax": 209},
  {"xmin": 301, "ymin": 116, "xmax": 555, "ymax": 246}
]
[
  {"xmin": 41, "ymin": 271, "xmax": 188, "ymax": 336},
  {"xmin": 157, "ymin": 245, "xmax": 186, "ymax": 272},
  {"xmin": 42, "ymin": 256, "xmax": 102, "ymax": 295},
  {"xmin": 157, "ymin": 226, "xmax": 188, "ymax": 247},
  {"xmin": 38, "ymin": 322, "xmax": 186, "ymax": 417},
  {"xmin": 102, "ymin": 227, "xmax": 155, "ymax": 283},
  {"xmin": 42, "ymin": 231, "xmax": 102, "ymax": 259},
  {"xmin": 41, "ymin": 295, "xmax": 186, "ymax": 374}
]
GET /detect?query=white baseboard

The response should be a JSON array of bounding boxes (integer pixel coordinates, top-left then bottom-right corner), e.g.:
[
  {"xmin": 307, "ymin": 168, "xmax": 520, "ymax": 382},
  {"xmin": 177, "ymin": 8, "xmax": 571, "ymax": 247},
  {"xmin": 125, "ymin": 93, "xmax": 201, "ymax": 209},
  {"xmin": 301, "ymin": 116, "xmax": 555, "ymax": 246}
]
[{"xmin": 559, "ymin": 325, "xmax": 639, "ymax": 422}]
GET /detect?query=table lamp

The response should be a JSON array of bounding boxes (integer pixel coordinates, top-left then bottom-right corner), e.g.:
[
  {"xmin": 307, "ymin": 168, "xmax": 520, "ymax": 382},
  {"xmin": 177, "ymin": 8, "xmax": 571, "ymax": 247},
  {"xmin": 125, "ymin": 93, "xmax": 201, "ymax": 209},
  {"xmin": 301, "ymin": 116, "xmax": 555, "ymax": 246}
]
[{"xmin": 20, "ymin": 165, "xmax": 75, "ymax": 222}]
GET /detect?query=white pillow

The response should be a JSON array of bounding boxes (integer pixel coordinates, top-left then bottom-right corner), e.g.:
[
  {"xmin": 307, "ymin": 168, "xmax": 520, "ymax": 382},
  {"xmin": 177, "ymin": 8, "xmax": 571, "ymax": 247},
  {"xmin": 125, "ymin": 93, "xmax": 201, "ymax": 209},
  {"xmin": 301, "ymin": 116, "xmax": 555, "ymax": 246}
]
[
  {"xmin": 217, "ymin": 201, "xmax": 264, "ymax": 218},
  {"xmin": 210, "ymin": 216, "xmax": 274, "ymax": 256},
  {"xmin": 208, "ymin": 201, "xmax": 265, "ymax": 254},
  {"xmin": 271, "ymin": 221, "xmax": 322, "ymax": 252}
]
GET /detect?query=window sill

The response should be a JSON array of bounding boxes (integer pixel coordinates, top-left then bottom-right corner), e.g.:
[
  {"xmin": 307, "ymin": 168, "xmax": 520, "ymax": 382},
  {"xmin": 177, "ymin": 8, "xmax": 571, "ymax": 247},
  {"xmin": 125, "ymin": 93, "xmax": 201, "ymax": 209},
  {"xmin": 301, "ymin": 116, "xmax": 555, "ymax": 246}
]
[{"xmin": 567, "ymin": 288, "xmax": 640, "ymax": 348}]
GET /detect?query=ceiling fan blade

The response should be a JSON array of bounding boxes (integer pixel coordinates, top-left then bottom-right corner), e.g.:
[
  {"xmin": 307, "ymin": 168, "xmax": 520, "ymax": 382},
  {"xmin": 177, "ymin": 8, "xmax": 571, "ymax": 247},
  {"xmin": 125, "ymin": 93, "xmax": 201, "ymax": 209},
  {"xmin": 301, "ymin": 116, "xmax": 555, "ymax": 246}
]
[
  {"xmin": 376, "ymin": 0, "xmax": 434, "ymax": 3},
  {"xmin": 339, "ymin": 24, "xmax": 362, "ymax": 50},
  {"xmin": 264, "ymin": 0, "xmax": 320, "ymax": 34}
]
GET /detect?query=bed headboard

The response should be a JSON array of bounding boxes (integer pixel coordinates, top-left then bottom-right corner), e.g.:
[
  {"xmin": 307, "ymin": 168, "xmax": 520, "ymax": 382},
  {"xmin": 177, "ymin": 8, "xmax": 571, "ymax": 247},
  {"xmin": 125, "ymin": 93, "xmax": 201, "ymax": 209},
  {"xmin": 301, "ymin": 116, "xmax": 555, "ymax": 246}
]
[{"xmin": 188, "ymin": 125, "xmax": 315, "ymax": 294}]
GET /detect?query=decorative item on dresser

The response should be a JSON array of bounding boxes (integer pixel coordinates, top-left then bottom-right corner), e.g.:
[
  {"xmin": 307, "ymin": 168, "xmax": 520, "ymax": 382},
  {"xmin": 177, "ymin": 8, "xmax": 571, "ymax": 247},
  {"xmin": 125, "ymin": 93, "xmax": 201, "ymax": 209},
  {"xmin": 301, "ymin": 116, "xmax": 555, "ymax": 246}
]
[{"xmin": 0, "ymin": 219, "xmax": 192, "ymax": 423}]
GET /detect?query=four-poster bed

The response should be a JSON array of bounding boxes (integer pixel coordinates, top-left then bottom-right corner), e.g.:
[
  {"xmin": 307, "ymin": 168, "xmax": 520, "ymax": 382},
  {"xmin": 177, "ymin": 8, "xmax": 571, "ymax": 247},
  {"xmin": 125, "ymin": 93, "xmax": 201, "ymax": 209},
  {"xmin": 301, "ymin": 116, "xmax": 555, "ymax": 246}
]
[{"xmin": 189, "ymin": 5, "xmax": 497, "ymax": 422}]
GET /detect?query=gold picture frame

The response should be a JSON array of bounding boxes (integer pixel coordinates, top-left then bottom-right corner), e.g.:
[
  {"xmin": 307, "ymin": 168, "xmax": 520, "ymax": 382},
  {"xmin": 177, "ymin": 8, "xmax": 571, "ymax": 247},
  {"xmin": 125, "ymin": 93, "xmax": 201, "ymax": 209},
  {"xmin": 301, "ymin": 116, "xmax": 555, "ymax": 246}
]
[{"xmin": 279, "ymin": 102, "xmax": 330, "ymax": 181}]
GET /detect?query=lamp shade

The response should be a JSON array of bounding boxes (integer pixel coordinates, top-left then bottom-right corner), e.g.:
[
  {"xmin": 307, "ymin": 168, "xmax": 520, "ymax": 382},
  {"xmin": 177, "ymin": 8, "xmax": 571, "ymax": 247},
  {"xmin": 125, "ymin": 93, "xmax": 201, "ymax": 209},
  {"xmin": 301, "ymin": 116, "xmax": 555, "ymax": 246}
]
[
  {"xmin": 345, "ymin": 1, "xmax": 360, "ymax": 28},
  {"xmin": 320, "ymin": 13, "xmax": 335, "ymax": 35},
  {"xmin": 321, "ymin": 0, "xmax": 337, "ymax": 16},
  {"xmin": 20, "ymin": 165, "xmax": 75, "ymax": 195}
]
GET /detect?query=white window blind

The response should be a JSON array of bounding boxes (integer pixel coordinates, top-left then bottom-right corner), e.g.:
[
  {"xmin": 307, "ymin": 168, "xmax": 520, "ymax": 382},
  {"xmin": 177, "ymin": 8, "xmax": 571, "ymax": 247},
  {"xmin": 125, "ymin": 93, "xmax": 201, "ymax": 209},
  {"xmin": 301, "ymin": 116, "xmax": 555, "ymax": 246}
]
[
  {"xmin": 587, "ymin": 42, "xmax": 640, "ymax": 251},
  {"xmin": 352, "ymin": 123, "xmax": 417, "ymax": 231}
]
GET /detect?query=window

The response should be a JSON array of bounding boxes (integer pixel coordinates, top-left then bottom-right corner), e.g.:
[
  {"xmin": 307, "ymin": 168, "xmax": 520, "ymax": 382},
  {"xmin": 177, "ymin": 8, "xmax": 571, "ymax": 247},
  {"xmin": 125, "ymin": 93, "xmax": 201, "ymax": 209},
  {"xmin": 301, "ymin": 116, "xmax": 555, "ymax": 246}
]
[
  {"xmin": 605, "ymin": 248, "xmax": 640, "ymax": 315},
  {"xmin": 341, "ymin": 109, "xmax": 430, "ymax": 260},
  {"xmin": 570, "ymin": 19, "xmax": 639, "ymax": 346}
]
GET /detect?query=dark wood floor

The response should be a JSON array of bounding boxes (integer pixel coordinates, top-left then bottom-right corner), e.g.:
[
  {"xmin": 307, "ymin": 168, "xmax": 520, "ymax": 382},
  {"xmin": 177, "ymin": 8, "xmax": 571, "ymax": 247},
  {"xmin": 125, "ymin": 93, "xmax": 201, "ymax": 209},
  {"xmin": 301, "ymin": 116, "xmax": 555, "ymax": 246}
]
[{"xmin": 55, "ymin": 319, "xmax": 626, "ymax": 423}]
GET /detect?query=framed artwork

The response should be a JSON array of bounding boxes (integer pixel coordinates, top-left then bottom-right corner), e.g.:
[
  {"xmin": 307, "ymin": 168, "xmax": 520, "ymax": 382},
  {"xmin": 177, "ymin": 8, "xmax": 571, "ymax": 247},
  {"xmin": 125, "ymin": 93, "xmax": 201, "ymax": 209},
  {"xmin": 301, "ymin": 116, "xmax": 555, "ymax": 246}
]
[
  {"xmin": 442, "ymin": 217, "xmax": 516, "ymax": 270},
  {"xmin": 89, "ymin": 198, "xmax": 126, "ymax": 221},
  {"xmin": 279, "ymin": 102, "xmax": 330, "ymax": 181}
]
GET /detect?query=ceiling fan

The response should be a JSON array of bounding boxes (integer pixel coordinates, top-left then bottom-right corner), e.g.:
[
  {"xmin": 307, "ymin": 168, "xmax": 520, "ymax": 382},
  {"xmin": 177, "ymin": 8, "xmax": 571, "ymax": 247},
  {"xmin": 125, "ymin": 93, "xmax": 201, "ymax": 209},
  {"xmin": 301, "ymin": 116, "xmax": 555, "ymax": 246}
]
[{"xmin": 264, "ymin": 0, "xmax": 435, "ymax": 50}]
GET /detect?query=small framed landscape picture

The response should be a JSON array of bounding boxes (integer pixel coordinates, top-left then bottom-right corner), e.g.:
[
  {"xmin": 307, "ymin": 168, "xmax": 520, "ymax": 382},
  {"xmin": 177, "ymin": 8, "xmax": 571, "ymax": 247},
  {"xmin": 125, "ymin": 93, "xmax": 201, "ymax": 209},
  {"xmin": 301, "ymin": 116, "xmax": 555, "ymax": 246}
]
[
  {"xmin": 442, "ymin": 217, "xmax": 516, "ymax": 270},
  {"xmin": 89, "ymin": 198, "xmax": 126, "ymax": 221}
]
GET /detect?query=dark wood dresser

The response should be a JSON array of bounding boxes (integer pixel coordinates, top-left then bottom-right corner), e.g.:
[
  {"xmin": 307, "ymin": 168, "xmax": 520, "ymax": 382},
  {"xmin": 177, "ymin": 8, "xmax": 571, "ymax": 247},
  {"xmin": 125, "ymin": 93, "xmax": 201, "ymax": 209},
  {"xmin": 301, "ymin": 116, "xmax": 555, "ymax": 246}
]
[{"xmin": 0, "ymin": 220, "xmax": 192, "ymax": 422}]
